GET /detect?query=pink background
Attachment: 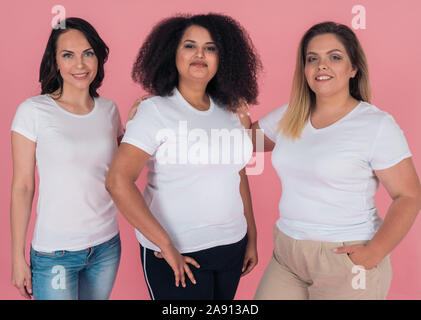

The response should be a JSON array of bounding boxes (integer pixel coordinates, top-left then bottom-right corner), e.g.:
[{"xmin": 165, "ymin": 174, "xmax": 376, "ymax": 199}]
[{"xmin": 1, "ymin": 0, "xmax": 420, "ymax": 300}]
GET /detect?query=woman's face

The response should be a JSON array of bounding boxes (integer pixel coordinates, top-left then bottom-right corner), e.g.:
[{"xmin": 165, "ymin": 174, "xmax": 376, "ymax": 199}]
[
  {"xmin": 175, "ymin": 25, "xmax": 219, "ymax": 86},
  {"xmin": 55, "ymin": 29, "xmax": 98, "ymax": 92},
  {"xmin": 304, "ymin": 33, "xmax": 357, "ymax": 99}
]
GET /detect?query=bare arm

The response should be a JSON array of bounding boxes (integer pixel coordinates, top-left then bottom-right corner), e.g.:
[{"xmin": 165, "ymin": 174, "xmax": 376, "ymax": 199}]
[
  {"xmin": 10, "ymin": 132, "xmax": 36, "ymax": 299},
  {"xmin": 368, "ymin": 158, "xmax": 421, "ymax": 259},
  {"xmin": 105, "ymin": 143, "xmax": 199, "ymax": 287},
  {"xmin": 335, "ymin": 158, "xmax": 421, "ymax": 269},
  {"xmin": 239, "ymin": 168, "xmax": 258, "ymax": 276}
]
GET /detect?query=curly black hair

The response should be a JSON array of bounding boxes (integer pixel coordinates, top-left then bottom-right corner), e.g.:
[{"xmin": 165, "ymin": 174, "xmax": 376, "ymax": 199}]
[
  {"xmin": 39, "ymin": 17, "xmax": 109, "ymax": 98},
  {"xmin": 132, "ymin": 13, "xmax": 262, "ymax": 112}
]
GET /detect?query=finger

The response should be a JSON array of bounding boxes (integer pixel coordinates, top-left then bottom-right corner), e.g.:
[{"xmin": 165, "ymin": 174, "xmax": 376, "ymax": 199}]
[
  {"xmin": 242, "ymin": 257, "xmax": 250, "ymax": 273},
  {"xmin": 184, "ymin": 264, "xmax": 197, "ymax": 285},
  {"xmin": 17, "ymin": 284, "xmax": 30, "ymax": 299},
  {"xmin": 174, "ymin": 270, "xmax": 180, "ymax": 288},
  {"xmin": 180, "ymin": 268, "xmax": 186, "ymax": 288},
  {"xmin": 26, "ymin": 277, "xmax": 32, "ymax": 296},
  {"xmin": 241, "ymin": 259, "xmax": 255, "ymax": 277},
  {"xmin": 154, "ymin": 251, "xmax": 163, "ymax": 259},
  {"xmin": 333, "ymin": 246, "xmax": 353, "ymax": 254},
  {"xmin": 185, "ymin": 256, "xmax": 200, "ymax": 269}
]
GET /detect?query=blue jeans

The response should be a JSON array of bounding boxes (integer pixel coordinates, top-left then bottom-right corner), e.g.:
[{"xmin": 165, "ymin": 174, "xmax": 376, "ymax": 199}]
[{"xmin": 30, "ymin": 233, "xmax": 121, "ymax": 300}]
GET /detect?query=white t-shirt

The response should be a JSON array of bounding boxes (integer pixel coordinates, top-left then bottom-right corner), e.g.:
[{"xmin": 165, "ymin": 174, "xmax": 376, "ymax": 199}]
[
  {"xmin": 11, "ymin": 94, "xmax": 123, "ymax": 252},
  {"xmin": 258, "ymin": 102, "xmax": 412, "ymax": 242},
  {"xmin": 122, "ymin": 88, "xmax": 252, "ymax": 253}
]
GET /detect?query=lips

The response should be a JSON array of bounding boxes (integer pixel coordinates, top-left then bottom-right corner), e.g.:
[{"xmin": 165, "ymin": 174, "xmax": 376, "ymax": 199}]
[
  {"xmin": 71, "ymin": 72, "xmax": 89, "ymax": 80},
  {"xmin": 315, "ymin": 74, "xmax": 333, "ymax": 81},
  {"xmin": 190, "ymin": 61, "xmax": 207, "ymax": 67}
]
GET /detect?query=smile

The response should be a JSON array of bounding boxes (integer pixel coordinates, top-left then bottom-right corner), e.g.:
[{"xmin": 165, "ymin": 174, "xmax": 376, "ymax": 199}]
[
  {"xmin": 71, "ymin": 72, "xmax": 89, "ymax": 79},
  {"xmin": 315, "ymin": 75, "xmax": 333, "ymax": 80}
]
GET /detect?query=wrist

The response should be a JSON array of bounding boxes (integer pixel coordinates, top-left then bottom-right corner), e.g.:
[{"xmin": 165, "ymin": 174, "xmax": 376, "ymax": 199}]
[{"xmin": 365, "ymin": 242, "xmax": 386, "ymax": 262}]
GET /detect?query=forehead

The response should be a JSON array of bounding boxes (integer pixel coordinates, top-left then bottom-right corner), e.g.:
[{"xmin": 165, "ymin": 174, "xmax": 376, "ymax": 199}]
[
  {"xmin": 180, "ymin": 25, "xmax": 214, "ymax": 42},
  {"xmin": 306, "ymin": 33, "xmax": 346, "ymax": 54},
  {"xmin": 56, "ymin": 29, "xmax": 91, "ymax": 50}
]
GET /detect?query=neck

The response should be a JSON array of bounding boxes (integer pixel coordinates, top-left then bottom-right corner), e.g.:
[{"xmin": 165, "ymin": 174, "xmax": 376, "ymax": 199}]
[
  {"xmin": 52, "ymin": 83, "xmax": 93, "ymax": 110},
  {"xmin": 177, "ymin": 80, "xmax": 210, "ymax": 110},
  {"xmin": 314, "ymin": 91, "xmax": 358, "ymax": 115}
]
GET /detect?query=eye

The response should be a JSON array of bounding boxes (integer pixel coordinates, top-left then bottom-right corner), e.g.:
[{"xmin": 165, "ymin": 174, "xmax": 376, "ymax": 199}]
[
  {"xmin": 306, "ymin": 56, "xmax": 317, "ymax": 63},
  {"xmin": 184, "ymin": 44, "xmax": 195, "ymax": 49},
  {"xmin": 331, "ymin": 54, "xmax": 343, "ymax": 61},
  {"xmin": 62, "ymin": 53, "xmax": 73, "ymax": 58},
  {"xmin": 205, "ymin": 46, "xmax": 217, "ymax": 52},
  {"xmin": 84, "ymin": 51, "xmax": 95, "ymax": 57}
]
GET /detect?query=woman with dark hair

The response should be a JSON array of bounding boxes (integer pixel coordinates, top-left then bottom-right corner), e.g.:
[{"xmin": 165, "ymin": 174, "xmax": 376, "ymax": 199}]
[
  {"xmin": 106, "ymin": 13, "xmax": 261, "ymax": 300},
  {"xmin": 11, "ymin": 17, "xmax": 124, "ymax": 300},
  {"xmin": 253, "ymin": 22, "xmax": 421, "ymax": 299}
]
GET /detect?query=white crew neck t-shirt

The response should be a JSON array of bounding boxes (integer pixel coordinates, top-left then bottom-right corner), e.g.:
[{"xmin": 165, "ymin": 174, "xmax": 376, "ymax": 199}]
[
  {"xmin": 258, "ymin": 102, "xmax": 412, "ymax": 242},
  {"xmin": 122, "ymin": 88, "xmax": 252, "ymax": 253},
  {"xmin": 11, "ymin": 94, "xmax": 123, "ymax": 252}
]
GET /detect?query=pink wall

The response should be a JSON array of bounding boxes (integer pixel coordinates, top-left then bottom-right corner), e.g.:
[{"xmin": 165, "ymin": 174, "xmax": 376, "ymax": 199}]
[{"xmin": 1, "ymin": 0, "xmax": 420, "ymax": 299}]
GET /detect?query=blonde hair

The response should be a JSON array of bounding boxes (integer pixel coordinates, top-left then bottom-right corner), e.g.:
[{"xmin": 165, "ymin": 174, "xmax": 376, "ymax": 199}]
[{"xmin": 279, "ymin": 22, "xmax": 371, "ymax": 140}]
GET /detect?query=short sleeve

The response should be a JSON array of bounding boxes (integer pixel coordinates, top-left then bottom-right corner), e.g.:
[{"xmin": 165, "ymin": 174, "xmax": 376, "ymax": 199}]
[
  {"xmin": 11, "ymin": 99, "xmax": 38, "ymax": 142},
  {"xmin": 121, "ymin": 99, "xmax": 165, "ymax": 155},
  {"xmin": 111, "ymin": 102, "xmax": 124, "ymax": 138},
  {"xmin": 369, "ymin": 114, "xmax": 412, "ymax": 170},
  {"xmin": 258, "ymin": 105, "xmax": 288, "ymax": 142}
]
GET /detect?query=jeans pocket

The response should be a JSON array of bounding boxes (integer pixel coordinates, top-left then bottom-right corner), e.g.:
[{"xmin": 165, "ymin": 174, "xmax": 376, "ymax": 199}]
[{"xmin": 31, "ymin": 247, "xmax": 66, "ymax": 258}]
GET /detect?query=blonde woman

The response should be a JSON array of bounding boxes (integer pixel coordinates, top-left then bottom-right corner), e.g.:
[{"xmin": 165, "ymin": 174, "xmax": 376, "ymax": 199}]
[{"xmin": 253, "ymin": 22, "xmax": 421, "ymax": 300}]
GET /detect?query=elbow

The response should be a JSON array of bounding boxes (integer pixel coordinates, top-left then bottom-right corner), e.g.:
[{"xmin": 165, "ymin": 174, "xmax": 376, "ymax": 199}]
[
  {"xmin": 416, "ymin": 188, "xmax": 421, "ymax": 213},
  {"xmin": 105, "ymin": 171, "xmax": 119, "ymax": 196}
]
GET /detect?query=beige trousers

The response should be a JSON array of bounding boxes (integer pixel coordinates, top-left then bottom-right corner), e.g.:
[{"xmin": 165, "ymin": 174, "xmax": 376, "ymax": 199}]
[{"xmin": 254, "ymin": 226, "xmax": 392, "ymax": 300}]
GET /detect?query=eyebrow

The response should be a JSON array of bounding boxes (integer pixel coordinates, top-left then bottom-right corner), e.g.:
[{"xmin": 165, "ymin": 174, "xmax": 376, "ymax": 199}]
[
  {"xmin": 306, "ymin": 49, "xmax": 344, "ymax": 55},
  {"xmin": 60, "ymin": 48, "xmax": 94, "ymax": 53},
  {"xmin": 183, "ymin": 40, "xmax": 216, "ymax": 45}
]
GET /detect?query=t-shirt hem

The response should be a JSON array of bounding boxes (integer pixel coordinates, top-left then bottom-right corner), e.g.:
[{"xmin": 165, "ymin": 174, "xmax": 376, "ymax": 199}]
[
  {"xmin": 11, "ymin": 127, "xmax": 36, "ymax": 142},
  {"xmin": 371, "ymin": 152, "xmax": 412, "ymax": 171},
  {"xmin": 31, "ymin": 230, "xmax": 120, "ymax": 252},
  {"xmin": 121, "ymin": 137, "xmax": 155, "ymax": 156},
  {"xmin": 275, "ymin": 223, "xmax": 376, "ymax": 243},
  {"xmin": 137, "ymin": 229, "xmax": 247, "ymax": 254}
]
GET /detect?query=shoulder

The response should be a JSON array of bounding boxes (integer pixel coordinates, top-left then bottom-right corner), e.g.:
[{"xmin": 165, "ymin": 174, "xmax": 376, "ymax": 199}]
[
  {"xmin": 259, "ymin": 103, "xmax": 289, "ymax": 124},
  {"xmin": 355, "ymin": 101, "xmax": 391, "ymax": 119},
  {"xmin": 16, "ymin": 94, "xmax": 54, "ymax": 115},
  {"xmin": 135, "ymin": 94, "xmax": 175, "ymax": 118},
  {"xmin": 95, "ymin": 96, "xmax": 118, "ymax": 111},
  {"xmin": 354, "ymin": 101, "xmax": 397, "ymax": 128}
]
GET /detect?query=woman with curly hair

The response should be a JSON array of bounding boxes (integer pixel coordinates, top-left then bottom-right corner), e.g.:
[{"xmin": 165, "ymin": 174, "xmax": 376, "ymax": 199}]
[{"xmin": 106, "ymin": 14, "xmax": 261, "ymax": 300}]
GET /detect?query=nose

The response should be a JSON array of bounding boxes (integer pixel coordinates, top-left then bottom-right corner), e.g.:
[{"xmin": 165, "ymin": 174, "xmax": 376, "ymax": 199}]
[
  {"xmin": 195, "ymin": 47, "xmax": 205, "ymax": 58},
  {"xmin": 317, "ymin": 57, "xmax": 328, "ymax": 70},
  {"xmin": 75, "ymin": 55, "xmax": 86, "ymax": 68}
]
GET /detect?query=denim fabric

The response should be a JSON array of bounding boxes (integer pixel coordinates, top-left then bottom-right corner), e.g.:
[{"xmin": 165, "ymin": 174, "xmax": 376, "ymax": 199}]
[{"xmin": 30, "ymin": 233, "xmax": 121, "ymax": 300}]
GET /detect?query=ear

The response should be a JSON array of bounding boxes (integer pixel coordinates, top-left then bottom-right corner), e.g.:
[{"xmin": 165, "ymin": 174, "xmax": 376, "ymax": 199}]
[{"xmin": 351, "ymin": 65, "xmax": 358, "ymax": 78}]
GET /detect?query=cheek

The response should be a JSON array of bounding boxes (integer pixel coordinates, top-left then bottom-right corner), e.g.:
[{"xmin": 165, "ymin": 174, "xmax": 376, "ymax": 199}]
[
  {"xmin": 210, "ymin": 56, "xmax": 219, "ymax": 74},
  {"xmin": 304, "ymin": 65, "xmax": 315, "ymax": 85},
  {"xmin": 56, "ymin": 57, "xmax": 70, "ymax": 72},
  {"xmin": 89, "ymin": 58, "xmax": 99, "ymax": 74},
  {"xmin": 175, "ymin": 51, "xmax": 188, "ymax": 72}
]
